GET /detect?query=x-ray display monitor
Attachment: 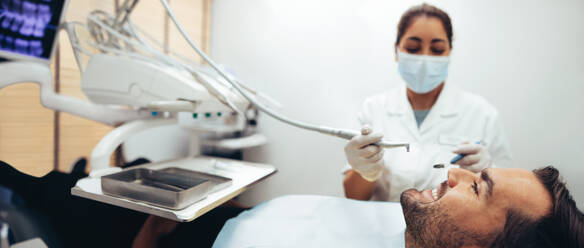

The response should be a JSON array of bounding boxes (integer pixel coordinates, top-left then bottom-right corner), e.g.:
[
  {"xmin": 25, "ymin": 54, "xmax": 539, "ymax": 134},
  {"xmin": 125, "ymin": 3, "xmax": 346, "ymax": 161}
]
[{"xmin": 0, "ymin": 0, "xmax": 67, "ymax": 62}]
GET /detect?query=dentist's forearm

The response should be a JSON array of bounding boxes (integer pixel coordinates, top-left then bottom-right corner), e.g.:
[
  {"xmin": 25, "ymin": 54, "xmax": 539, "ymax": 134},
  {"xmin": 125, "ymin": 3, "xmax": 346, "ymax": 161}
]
[{"xmin": 343, "ymin": 170, "xmax": 376, "ymax": 201}]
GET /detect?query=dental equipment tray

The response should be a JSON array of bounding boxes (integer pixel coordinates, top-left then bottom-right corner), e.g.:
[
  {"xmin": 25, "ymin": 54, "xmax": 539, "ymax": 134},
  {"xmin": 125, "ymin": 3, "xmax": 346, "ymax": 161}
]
[
  {"xmin": 73, "ymin": 156, "xmax": 276, "ymax": 222},
  {"xmin": 101, "ymin": 167, "xmax": 231, "ymax": 210}
]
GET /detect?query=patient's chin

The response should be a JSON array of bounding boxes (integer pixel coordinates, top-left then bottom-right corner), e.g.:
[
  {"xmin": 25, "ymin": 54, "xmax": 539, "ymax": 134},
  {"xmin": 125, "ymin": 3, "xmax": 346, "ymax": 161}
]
[
  {"xmin": 400, "ymin": 188, "xmax": 421, "ymax": 209},
  {"xmin": 401, "ymin": 191, "xmax": 449, "ymax": 248}
]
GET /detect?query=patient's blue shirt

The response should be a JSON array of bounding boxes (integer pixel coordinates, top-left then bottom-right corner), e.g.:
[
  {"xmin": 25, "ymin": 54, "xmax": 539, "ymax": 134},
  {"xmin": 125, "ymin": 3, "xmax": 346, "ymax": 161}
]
[{"xmin": 213, "ymin": 195, "xmax": 406, "ymax": 248}]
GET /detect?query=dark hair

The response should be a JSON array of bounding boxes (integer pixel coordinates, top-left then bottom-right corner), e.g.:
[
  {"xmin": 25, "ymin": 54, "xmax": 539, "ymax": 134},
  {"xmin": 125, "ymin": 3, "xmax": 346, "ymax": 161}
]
[
  {"xmin": 491, "ymin": 166, "xmax": 584, "ymax": 247},
  {"xmin": 395, "ymin": 3, "xmax": 453, "ymax": 48}
]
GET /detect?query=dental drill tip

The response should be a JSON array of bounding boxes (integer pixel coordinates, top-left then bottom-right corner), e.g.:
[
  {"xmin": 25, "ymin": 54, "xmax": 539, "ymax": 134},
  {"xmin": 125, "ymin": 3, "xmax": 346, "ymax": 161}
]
[
  {"xmin": 433, "ymin": 164, "xmax": 445, "ymax": 169},
  {"xmin": 406, "ymin": 145, "xmax": 410, "ymax": 152}
]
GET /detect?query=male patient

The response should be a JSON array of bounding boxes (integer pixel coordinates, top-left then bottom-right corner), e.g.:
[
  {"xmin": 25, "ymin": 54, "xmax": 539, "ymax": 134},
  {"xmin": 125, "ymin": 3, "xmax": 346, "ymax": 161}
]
[
  {"xmin": 400, "ymin": 166, "xmax": 583, "ymax": 247},
  {"xmin": 213, "ymin": 166, "xmax": 583, "ymax": 248}
]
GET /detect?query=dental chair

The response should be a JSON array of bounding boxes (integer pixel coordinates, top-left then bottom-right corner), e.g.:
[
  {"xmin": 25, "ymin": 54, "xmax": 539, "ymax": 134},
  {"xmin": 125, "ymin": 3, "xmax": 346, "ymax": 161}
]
[
  {"xmin": 0, "ymin": 205, "xmax": 60, "ymax": 248},
  {"xmin": 0, "ymin": 158, "xmax": 154, "ymax": 248},
  {"xmin": 0, "ymin": 187, "xmax": 61, "ymax": 248}
]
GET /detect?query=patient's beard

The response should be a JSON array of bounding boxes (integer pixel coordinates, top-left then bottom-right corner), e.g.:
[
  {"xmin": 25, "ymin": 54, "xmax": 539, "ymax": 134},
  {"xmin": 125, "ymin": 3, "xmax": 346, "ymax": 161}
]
[{"xmin": 400, "ymin": 189, "xmax": 483, "ymax": 248}]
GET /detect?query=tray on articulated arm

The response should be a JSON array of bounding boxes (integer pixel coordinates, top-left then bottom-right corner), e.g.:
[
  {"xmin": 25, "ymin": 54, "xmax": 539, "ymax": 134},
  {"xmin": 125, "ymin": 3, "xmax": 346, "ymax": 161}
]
[{"xmin": 71, "ymin": 156, "xmax": 276, "ymax": 222}]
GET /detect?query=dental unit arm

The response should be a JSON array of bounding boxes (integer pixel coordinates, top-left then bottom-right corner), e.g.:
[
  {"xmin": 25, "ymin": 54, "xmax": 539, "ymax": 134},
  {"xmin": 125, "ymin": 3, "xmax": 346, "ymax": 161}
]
[{"xmin": 0, "ymin": 60, "xmax": 151, "ymax": 126}]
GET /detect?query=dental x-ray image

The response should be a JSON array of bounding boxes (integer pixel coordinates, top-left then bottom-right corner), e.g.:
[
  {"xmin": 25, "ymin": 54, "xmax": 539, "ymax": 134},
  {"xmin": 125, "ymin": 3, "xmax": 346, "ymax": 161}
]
[{"xmin": 0, "ymin": 0, "xmax": 65, "ymax": 60}]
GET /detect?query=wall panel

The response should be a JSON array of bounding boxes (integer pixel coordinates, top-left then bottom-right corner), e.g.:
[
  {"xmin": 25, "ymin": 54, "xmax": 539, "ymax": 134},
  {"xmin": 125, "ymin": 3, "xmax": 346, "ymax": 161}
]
[
  {"xmin": 168, "ymin": 0, "xmax": 209, "ymax": 61},
  {"xmin": 0, "ymin": 83, "xmax": 54, "ymax": 176},
  {"xmin": 57, "ymin": 0, "xmax": 116, "ymax": 171}
]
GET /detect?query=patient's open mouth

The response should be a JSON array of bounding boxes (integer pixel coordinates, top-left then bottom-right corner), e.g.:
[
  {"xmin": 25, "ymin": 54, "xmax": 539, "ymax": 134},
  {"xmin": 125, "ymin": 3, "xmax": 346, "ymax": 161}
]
[
  {"xmin": 433, "ymin": 181, "xmax": 448, "ymax": 201},
  {"xmin": 432, "ymin": 188, "xmax": 439, "ymax": 200},
  {"xmin": 421, "ymin": 181, "xmax": 448, "ymax": 203}
]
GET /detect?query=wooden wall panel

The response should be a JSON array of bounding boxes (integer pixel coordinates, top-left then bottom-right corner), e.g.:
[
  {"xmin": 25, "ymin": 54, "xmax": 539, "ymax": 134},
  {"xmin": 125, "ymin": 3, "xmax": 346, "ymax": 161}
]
[
  {"xmin": 0, "ymin": 83, "xmax": 54, "ymax": 177},
  {"xmin": 57, "ymin": 0, "xmax": 116, "ymax": 171},
  {"xmin": 129, "ymin": 0, "xmax": 166, "ymax": 47},
  {"xmin": 0, "ymin": 42, "xmax": 58, "ymax": 176},
  {"xmin": 167, "ymin": 0, "xmax": 209, "ymax": 61}
]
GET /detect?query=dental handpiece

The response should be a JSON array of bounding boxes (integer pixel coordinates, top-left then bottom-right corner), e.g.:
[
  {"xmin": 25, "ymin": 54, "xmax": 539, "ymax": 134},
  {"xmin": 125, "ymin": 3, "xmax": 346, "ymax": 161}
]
[{"xmin": 320, "ymin": 127, "xmax": 410, "ymax": 152}]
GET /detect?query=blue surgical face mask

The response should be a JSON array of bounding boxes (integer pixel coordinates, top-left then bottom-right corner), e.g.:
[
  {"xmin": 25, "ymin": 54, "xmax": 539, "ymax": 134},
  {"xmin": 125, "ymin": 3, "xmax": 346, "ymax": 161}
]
[{"xmin": 397, "ymin": 51, "xmax": 450, "ymax": 94}]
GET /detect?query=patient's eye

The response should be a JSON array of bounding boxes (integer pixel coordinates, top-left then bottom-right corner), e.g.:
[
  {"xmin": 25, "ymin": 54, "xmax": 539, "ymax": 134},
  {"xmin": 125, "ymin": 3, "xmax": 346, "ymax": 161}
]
[{"xmin": 472, "ymin": 181, "xmax": 479, "ymax": 196}]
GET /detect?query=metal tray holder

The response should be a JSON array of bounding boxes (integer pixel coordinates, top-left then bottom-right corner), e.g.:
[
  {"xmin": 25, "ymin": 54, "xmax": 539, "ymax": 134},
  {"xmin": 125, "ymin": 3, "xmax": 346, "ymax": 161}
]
[{"xmin": 101, "ymin": 168, "xmax": 214, "ymax": 210}]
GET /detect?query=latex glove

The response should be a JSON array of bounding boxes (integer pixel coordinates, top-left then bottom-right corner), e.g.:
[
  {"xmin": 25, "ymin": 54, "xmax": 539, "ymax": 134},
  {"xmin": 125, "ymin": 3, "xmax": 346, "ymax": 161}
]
[
  {"xmin": 344, "ymin": 126, "xmax": 385, "ymax": 182},
  {"xmin": 452, "ymin": 142, "xmax": 492, "ymax": 172}
]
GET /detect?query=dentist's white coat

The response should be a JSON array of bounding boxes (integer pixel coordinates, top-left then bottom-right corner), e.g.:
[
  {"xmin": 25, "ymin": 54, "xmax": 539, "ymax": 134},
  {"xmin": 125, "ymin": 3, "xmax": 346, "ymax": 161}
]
[{"xmin": 345, "ymin": 83, "xmax": 512, "ymax": 202}]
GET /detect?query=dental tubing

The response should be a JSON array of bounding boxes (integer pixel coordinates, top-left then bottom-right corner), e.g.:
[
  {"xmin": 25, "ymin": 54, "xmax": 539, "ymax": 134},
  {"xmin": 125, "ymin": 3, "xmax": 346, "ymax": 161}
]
[{"xmin": 159, "ymin": 0, "xmax": 409, "ymax": 151}]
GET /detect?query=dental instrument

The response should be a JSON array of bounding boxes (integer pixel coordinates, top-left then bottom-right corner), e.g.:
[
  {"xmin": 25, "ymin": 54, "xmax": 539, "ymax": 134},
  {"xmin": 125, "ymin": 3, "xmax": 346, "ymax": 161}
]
[
  {"xmin": 433, "ymin": 141, "xmax": 483, "ymax": 169},
  {"xmin": 433, "ymin": 164, "xmax": 446, "ymax": 169},
  {"xmin": 450, "ymin": 141, "xmax": 481, "ymax": 164}
]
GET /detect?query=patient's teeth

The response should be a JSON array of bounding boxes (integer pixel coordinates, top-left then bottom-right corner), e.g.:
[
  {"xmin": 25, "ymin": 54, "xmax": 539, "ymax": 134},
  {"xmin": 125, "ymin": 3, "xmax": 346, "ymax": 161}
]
[{"xmin": 432, "ymin": 189, "xmax": 438, "ymax": 200}]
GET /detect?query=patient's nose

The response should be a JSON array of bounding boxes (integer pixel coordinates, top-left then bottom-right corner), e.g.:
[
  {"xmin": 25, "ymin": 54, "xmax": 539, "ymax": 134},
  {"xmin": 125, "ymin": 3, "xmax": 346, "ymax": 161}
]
[{"xmin": 447, "ymin": 168, "xmax": 475, "ymax": 188}]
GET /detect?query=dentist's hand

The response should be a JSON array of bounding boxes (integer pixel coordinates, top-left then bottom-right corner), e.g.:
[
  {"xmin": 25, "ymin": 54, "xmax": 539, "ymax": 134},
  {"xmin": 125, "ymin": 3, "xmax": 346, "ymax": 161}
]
[
  {"xmin": 344, "ymin": 126, "xmax": 385, "ymax": 182},
  {"xmin": 452, "ymin": 142, "xmax": 492, "ymax": 172}
]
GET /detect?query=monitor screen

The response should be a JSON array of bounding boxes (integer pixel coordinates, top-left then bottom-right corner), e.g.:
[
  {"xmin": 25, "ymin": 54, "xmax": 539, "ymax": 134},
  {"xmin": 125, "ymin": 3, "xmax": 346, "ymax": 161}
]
[{"xmin": 0, "ymin": 0, "xmax": 66, "ymax": 61}]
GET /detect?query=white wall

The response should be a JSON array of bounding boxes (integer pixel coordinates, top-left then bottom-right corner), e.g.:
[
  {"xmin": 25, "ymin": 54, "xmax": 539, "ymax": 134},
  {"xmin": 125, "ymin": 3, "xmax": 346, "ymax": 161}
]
[{"xmin": 210, "ymin": 0, "xmax": 584, "ymax": 209}]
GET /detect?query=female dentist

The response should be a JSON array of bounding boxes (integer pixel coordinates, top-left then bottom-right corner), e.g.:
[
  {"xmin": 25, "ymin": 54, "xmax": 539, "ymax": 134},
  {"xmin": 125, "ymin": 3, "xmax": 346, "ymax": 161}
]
[{"xmin": 343, "ymin": 3, "xmax": 512, "ymax": 201}]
